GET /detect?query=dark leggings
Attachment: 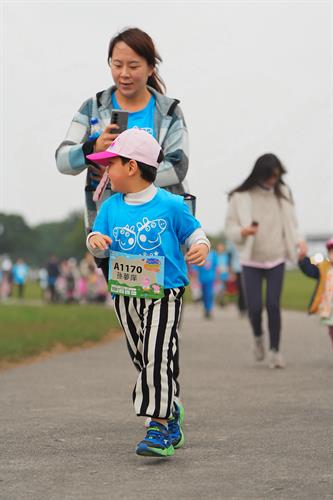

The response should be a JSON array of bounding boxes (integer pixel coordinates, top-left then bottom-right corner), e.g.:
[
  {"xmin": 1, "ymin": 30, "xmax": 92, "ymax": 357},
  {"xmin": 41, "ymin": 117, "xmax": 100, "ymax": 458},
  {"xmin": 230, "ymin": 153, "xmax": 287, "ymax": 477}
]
[
  {"xmin": 236, "ymin": 272, "xmax": 247, "ymax": 312},
  {"xmin": 242, "ymin": 264, "xmax": 285, "ymax": 351}
]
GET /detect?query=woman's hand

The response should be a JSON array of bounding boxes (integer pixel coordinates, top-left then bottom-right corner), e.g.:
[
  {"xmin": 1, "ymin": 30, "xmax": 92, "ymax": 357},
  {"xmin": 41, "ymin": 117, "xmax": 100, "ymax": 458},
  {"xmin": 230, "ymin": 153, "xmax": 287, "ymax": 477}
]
[
  {"xmin": 89, "ymin": 124, "xmax": 119, "ymax": 182},
  {"xmin": 297, "ymin": 240, "xmax": 308, "ymax": 260},
  {"xmin": 241, "ymin": 225, "xmax": 258, "ymax": 237},
  {"xmin": 89, "ymin": 233, "xmax": 112, "ymax": 250},
  {"xmin": 185, "ymin": 244, "xmax": 209, "ymax": 266},
  {"xmin": 94, "ymin": 124, "xmax": 120, "ymax": 152}
]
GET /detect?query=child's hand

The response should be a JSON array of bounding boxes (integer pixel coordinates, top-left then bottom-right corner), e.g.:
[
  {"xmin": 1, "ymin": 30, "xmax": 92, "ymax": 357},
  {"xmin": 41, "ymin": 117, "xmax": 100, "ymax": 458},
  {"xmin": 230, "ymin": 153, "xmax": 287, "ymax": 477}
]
[
  {"xmin": 185, "ymin": 244, "xmax": 209, "ymax": 266},
  {"xmin": 89, "ymin": 233, "xmax": 112, "ymax": 250}
]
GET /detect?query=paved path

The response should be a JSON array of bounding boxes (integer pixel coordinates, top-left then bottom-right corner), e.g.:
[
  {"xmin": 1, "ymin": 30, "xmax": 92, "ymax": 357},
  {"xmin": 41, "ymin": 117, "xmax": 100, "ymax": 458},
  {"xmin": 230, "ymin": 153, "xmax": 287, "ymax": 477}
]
[{"xmin": 1, "ymin": 305, "xmax": 332, "ymax": 500}]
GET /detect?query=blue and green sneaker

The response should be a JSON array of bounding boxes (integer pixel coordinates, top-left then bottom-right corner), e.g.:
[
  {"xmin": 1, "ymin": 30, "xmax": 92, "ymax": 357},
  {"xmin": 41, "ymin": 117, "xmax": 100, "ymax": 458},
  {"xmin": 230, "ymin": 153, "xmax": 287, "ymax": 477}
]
[
  {"xmin": 168, "ymin": 402, "xmax": 185, "ymax": 449},
  {"xmin": 136, "ymin": 421, "xmax": 174, "ymax": 457},
  {"xmin": 177, "ymin": 401, "xmax": 185, "ymax": 427}
]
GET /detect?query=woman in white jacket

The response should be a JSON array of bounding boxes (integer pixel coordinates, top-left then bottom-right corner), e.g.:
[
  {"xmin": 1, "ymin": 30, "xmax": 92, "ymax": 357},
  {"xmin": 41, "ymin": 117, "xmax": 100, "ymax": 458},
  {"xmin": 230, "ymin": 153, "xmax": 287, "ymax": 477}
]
[{"xmin": 225, "ymin": 154, "xmax": 306, "ymax": 368}]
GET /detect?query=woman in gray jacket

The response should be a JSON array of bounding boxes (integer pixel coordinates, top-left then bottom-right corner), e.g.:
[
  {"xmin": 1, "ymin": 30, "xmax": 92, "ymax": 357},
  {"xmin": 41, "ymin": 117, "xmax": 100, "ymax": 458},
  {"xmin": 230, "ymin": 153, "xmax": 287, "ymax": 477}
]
[{"xmin": 225, "ymin": 154, "xmax": 306, "ymax": 368}]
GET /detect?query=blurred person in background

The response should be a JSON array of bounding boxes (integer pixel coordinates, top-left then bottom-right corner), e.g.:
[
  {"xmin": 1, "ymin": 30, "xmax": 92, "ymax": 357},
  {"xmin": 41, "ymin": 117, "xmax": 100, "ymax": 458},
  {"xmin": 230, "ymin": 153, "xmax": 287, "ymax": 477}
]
[
  {"xmin": 227, "ymin": 241, "xmax": 247, "ymax": 316},
  {"xmin": 187, "ymin": 263, "xmax": 202, "ymax": 303},
  {"xmin": 298, "ymin": 237, "xmax": 333, "ymax": 350},
  {"xmin": 0, "ymin": 255, "xmax": 13, "ymax": 300},
  {"xmin": 12, "ymin": 258, "xmax": 29, "ymax": 299},
  {"xmin": 216, "ymin": 242, "xmax": 230, "ymax": 307},
  {"xmin": 38, "ymin": 267, "xmax": 48, "ymax": 301},
  {"xmin": 88, "ymin": 268, "xmax": 108, "ymax": 304},
  {"xmin": 78, "ymin": 253, "xmax": 108, "ymax": 303},
  {"xmin": 78, "ymin": 252, "xmax": 96, "ymax": 302},
  {"xmin": 46, "ymin": 255, "xmax": 60, "ymax": 303},
  {"xmin": 225, "ymin": 153, "xmax": 307, "ymax": 368},
  {"xmin": 193, "ymin": 249, "xmax": 219, "ymax": 319},
  {"xmin": 56, "ymin": 258, "xmax": 78, "ymax": 304}
]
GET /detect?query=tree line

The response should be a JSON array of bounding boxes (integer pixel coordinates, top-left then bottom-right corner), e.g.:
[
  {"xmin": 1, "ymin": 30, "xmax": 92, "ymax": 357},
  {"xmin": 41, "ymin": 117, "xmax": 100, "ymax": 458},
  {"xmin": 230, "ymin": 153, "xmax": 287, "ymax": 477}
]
[
  {"xmin": 0, "ymin": 212, "xmax": 86, "ymax": 266},
  {"xmin": 0, "ymin": 211, "xmax": 225, "ymax": 268}
]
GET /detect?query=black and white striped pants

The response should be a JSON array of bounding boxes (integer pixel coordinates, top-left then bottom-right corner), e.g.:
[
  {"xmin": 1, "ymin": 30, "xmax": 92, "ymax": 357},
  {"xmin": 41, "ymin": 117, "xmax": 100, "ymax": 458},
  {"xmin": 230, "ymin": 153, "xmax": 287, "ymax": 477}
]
[{"xmin": 113, "ymin": 287, "xmax": 184, "ymax": 419}]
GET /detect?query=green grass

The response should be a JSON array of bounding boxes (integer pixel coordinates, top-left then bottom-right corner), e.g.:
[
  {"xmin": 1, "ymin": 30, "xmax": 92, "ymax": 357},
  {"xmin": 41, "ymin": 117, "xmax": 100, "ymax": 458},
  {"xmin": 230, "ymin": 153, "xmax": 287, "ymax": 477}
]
[
  {"xmin": 0, "ymin": 270, "xmax": 315, "ymax": 365},
  {"xmin": 0, "ymin": 303, "xmax": 119, "ymax": 363}
]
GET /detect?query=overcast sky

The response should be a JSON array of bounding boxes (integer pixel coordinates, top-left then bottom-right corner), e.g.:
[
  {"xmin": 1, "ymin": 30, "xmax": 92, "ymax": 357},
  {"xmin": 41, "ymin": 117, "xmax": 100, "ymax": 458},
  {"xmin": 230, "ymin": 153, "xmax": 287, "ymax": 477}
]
[{"xmin": 1, "ymin": 0, "xmax": 332, "ymax": 236}]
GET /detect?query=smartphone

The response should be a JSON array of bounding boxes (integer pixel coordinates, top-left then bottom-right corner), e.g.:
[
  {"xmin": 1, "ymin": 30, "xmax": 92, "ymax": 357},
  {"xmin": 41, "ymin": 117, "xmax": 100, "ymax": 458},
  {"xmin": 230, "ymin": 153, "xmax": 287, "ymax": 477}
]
[
  {"xmin": 251, "ymin": 221, "xmax": 259, "ymax": 227},
  {"xmin": 110, "ymin": 110, "xmax": 128, "ymax": 134}
]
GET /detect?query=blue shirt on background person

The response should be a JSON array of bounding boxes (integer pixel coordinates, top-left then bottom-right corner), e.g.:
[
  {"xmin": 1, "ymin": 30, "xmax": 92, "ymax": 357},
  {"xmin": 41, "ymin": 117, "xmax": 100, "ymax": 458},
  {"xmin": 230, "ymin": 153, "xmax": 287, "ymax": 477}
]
[{"xmin": 194, "ymin": 251, "xmax": 218, "ymax": 284}]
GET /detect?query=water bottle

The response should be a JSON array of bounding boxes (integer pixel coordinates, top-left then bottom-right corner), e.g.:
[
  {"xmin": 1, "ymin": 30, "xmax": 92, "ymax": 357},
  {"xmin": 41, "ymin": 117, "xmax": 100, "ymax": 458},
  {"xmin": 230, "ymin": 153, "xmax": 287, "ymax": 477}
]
[
  {"xmin": 89, "ymin": 117, "xmax": 102, "ymax": 141},
  {"xmin": 88, "ymin": 118, "xmax": 103, "ymax": 189}
]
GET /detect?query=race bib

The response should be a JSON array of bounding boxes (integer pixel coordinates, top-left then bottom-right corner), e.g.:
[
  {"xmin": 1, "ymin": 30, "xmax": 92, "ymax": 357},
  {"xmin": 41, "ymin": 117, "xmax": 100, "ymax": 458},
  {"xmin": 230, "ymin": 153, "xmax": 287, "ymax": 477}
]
[{"xmin": 109, "ymin": 251, "xmax": 164, "ymax": 299}]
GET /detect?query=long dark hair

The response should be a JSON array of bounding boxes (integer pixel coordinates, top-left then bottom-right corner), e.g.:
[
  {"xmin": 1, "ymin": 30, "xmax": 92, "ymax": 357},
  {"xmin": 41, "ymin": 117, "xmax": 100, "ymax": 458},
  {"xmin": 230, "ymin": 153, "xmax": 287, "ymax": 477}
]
[
  {"xmin": 108, "ymin": 28, "xmax": 166, "ymax": 95},
  {"xmin": 228, "ymin": 153, "xmax": 290, "ymax": 200}
]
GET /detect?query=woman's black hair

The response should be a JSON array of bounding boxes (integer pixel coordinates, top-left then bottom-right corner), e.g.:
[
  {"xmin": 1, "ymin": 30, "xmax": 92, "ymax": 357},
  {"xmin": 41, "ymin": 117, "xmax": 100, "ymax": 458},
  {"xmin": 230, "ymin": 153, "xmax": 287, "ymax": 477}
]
[
  {"xmin": 108, "ymin": 27, "xmax": 166, "ymax": 95},
  {"xmin": 228, "ymin": 153, "xmax": 289, "ymax": 200}
]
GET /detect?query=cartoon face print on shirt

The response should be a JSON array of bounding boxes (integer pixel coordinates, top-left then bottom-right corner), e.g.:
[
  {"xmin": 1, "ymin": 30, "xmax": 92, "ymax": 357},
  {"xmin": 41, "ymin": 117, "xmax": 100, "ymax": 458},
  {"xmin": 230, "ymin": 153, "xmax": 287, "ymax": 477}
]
[
  {"xmin": 113, "ymin": 225, "xmax": 136, "ymax": 251},
  {"xmin": 136, "ymin": 217, "xmax": 167, "ymax": 251}
]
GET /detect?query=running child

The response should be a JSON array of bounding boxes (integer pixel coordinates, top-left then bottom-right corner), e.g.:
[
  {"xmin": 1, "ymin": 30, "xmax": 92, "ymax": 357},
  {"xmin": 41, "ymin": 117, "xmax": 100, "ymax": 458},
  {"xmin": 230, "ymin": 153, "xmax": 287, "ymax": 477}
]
[{"xmin": 86, "ymin": 128, "xmax": 210, "ymax": 457}]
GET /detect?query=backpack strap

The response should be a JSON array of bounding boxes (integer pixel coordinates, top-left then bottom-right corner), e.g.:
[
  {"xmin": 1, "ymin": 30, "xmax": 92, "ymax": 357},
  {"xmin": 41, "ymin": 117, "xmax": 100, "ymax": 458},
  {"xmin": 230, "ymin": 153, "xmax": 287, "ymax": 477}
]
[{"xmin": 167, "ymin": 99, "xmax": 180, "ymax": 117}]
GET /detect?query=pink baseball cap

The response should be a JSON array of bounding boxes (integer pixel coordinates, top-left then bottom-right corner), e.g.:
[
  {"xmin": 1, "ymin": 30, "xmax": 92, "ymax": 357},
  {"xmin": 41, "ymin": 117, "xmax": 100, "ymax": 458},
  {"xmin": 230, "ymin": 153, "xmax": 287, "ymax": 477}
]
[{"xmin": 86, "ymin": 128, "xmax": 163, "ymax": 168}]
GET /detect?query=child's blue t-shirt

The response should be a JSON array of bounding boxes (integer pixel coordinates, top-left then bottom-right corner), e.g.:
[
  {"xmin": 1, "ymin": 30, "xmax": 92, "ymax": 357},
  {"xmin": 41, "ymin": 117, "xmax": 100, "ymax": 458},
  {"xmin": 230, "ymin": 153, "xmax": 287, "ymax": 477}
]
[
  {"xmin": 111, "ymin": 92, "xmax": 156, "ymax": 138},
  {"xmin": 93, "ymin": 189, "xmax": 201, "ymax": 289}
]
